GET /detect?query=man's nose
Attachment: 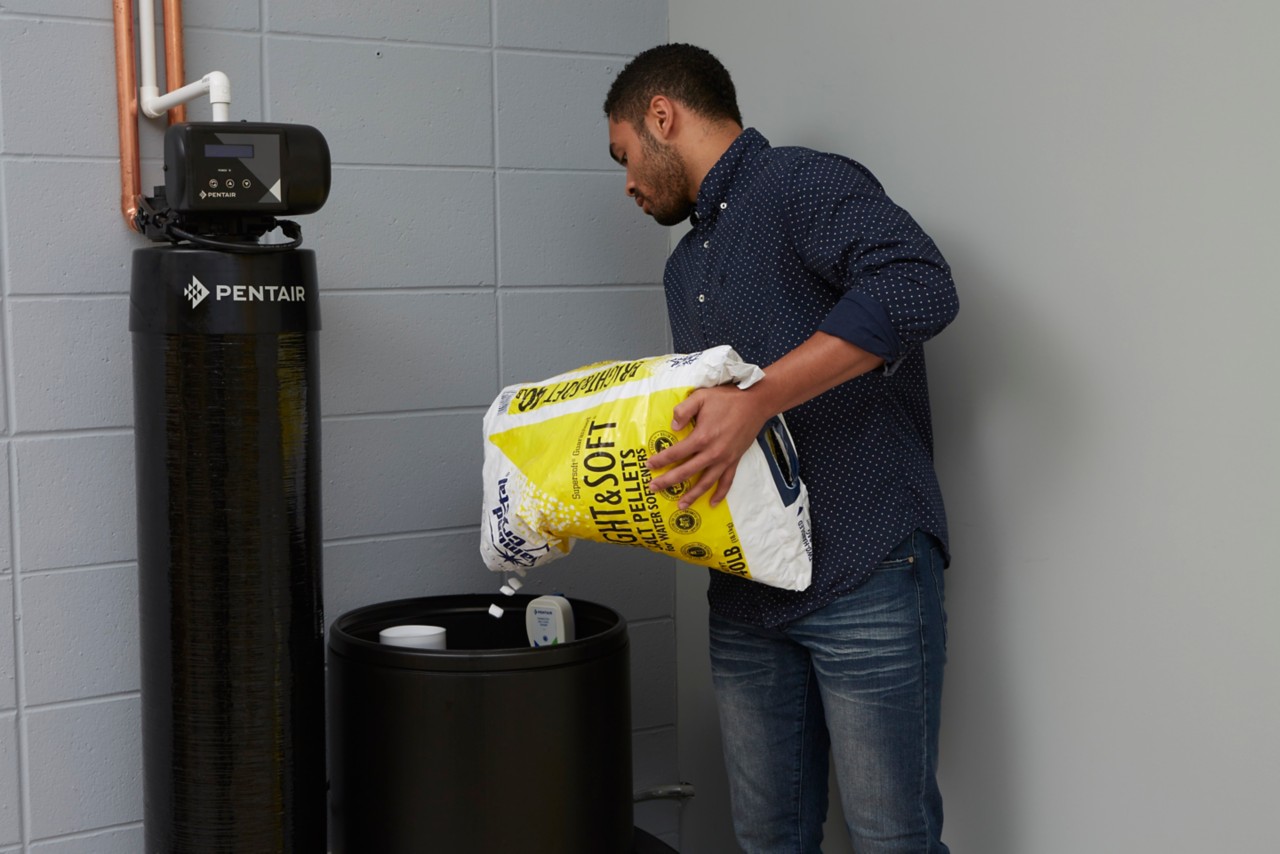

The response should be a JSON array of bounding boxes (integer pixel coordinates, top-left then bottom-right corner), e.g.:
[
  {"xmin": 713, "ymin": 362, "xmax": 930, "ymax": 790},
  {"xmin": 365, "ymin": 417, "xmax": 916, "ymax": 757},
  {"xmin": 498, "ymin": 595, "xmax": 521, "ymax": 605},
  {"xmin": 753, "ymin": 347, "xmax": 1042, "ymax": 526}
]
[{"xmin": 625, "ymin": 175, "xmax": 637, "ymax": 196}]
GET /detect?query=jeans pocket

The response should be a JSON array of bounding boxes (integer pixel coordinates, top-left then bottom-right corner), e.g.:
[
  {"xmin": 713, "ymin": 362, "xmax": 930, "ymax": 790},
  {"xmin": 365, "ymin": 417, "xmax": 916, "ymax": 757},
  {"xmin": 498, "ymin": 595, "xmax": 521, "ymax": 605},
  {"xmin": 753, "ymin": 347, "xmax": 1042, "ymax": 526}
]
[
  {"xmin": 928, "ymin": 544, "xmax": 948, "ymax": 649},
  {"xmin": 876, "ymin": 555, "xmax": 915, "ymax": 572}
]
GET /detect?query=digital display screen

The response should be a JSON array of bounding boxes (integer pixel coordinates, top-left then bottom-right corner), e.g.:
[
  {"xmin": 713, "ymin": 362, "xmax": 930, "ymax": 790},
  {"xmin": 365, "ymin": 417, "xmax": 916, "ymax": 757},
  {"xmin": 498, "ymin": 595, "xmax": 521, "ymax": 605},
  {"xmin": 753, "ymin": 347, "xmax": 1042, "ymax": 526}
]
[{"xmin": 205, "ymin": 143, "xmax": 255, "ymax": 159}]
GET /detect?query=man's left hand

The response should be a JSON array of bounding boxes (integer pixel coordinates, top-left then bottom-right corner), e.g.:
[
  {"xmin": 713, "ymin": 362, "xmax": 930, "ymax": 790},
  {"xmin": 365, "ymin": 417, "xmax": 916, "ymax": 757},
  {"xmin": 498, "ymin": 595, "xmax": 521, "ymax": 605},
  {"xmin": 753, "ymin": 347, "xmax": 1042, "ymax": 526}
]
[{"xmin": 645, "ymin": 384, "xmax": 771, "ymax": 509}]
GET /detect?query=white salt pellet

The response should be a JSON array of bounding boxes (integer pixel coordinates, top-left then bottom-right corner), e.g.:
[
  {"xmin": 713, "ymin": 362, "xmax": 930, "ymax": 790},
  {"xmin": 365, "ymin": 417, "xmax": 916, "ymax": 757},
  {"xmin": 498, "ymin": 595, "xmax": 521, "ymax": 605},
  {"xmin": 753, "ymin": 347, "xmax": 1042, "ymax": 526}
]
[
  {"xmin": 508, "ymin": 577, "xmax": 524, "ymax": 591},
  {"xmin": 500, "ymin": 585, "xmax": 515, "ymax": 597},
  {"xmin": 488, "ymin": 604, "xmax": 504, "ymax": 618}
]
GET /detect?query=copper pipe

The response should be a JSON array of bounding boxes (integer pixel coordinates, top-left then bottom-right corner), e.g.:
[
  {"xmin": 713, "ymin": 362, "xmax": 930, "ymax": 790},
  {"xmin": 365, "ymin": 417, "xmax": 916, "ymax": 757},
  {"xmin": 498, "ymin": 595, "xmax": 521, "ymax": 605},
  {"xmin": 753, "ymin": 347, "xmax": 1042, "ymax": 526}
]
[
  {"xmin": 112, "ymin": 0, "xmax": 141, "ymax": 231},
  {"xmin": 162, "ymin": 0, "xmax": 187, "ymax": 125}
]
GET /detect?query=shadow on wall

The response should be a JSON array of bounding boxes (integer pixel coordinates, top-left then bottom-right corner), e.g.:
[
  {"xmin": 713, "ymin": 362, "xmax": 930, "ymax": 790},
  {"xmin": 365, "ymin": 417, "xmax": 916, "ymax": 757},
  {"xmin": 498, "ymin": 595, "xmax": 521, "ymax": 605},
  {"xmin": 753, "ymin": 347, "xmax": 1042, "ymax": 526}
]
[{"xmin": 922, "ymin": 228, "xmax": 1088, "ymax": 854}]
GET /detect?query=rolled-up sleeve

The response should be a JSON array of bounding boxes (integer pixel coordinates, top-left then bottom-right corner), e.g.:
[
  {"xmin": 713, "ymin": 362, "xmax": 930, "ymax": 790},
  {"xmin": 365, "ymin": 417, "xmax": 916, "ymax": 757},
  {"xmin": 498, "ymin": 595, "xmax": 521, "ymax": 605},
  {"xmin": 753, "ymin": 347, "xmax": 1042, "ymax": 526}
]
[{"xmin": 786, "ymin": 155, "xmax": 958, "ymax": 372}]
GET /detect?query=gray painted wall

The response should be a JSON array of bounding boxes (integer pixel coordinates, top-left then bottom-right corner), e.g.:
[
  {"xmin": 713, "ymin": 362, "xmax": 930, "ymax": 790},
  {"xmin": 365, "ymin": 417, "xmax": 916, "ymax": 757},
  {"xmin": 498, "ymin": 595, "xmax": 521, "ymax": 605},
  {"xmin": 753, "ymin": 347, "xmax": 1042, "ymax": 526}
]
[
  {"xmin": 0, "ymin": 2, "xmax": 677, "ymax": 850},
  {"xmin": 672, "ymin": 1, "xmax": 1280, "ymax": 852}
]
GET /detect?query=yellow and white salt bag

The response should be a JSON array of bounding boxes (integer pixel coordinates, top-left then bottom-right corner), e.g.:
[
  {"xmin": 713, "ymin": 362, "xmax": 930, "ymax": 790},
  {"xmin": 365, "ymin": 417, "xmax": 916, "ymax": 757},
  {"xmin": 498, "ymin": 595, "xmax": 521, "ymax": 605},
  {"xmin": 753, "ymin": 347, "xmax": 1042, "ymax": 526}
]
[{"xmin": 480, "ymin": 346, "xmax": 812, "ymax": 591}]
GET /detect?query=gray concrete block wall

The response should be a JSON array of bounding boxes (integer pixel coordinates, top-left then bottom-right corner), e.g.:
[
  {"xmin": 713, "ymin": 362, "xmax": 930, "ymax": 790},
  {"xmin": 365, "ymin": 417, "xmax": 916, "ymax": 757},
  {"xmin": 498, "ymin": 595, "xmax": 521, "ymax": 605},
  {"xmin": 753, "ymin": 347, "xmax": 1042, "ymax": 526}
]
[{"xmin": 0, "ymin": 2, "xmax": 675, "ymax": 851}]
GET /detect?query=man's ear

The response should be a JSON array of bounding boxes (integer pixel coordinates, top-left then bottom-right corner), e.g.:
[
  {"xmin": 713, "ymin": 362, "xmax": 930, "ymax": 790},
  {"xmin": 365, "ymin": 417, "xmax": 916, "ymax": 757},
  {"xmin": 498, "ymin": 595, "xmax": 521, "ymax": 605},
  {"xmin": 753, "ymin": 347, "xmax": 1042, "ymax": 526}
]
[{"xmin": 647, "ymin": 95, "xmax": 676, "ymax": 140}]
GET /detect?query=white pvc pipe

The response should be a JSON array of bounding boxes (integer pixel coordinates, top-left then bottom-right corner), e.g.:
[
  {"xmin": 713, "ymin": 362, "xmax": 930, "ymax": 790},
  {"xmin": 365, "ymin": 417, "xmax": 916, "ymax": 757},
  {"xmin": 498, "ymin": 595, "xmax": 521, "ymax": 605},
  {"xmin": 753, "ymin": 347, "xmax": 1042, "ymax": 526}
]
[
  {"xmin": 138, "ymin": 0, "xmax": 160, "ymax": 114},
  {"xmin": 207, "ymin": 71, "xmax": 231, "ymax": 121},
  {"xmin": 146, "ymin": 72, "xmax": 231, "ymax": 120},
  {"xmin": 137, "ymin": 1, "xmax": 231, "ymax": 121}
]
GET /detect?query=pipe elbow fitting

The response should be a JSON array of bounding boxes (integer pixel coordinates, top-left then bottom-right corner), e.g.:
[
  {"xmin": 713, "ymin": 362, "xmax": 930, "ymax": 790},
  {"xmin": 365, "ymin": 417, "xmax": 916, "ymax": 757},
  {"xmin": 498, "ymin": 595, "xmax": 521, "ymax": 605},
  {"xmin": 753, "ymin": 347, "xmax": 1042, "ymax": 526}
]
[{"xmin": 205, "ymin": 71, "xmax": 231, "ymax": 106}]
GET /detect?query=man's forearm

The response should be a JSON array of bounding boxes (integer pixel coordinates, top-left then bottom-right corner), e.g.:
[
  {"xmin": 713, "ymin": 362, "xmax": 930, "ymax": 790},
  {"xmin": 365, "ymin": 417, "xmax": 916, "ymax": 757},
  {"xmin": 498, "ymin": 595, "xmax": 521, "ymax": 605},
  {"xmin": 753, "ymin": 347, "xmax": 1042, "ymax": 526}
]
[
  {"xmin": 746, "ymin": 330, "xmax": 886, "ymax": 417},
  {"xmin": 644, "ymin": 331, "xmax": 885, "ymax": 507}
]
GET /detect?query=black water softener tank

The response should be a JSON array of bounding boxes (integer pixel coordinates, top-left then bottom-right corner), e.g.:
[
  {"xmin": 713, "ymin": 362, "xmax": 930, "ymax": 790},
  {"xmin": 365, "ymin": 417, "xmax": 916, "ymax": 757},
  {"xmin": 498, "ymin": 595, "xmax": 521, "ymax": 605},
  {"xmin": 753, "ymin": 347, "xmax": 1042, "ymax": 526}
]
[
  {"xmin": 130, "ymin": 247, "xmax": 326, "ymax": 852},
  {"xmin": 328, "ymin": 594, "xmax": 635, "ymax": 853}
]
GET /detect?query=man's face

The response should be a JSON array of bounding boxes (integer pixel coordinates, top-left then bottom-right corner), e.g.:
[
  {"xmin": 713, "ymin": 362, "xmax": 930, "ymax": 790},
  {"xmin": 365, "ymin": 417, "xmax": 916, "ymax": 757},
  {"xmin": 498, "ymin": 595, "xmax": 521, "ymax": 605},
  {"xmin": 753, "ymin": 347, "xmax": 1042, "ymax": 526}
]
[{"xmin": 608, "ymin": 117, "xmax": 693, "ymax": 227}]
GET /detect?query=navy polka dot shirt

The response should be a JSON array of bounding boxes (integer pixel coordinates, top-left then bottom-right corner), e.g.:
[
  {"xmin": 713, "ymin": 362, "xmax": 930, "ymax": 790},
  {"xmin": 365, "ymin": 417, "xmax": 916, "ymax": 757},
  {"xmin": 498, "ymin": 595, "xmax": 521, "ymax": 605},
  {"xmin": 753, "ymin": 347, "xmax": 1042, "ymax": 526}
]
[{"xmin": 665, "ymin": 128, "xmax": 958, "ymax": 627}]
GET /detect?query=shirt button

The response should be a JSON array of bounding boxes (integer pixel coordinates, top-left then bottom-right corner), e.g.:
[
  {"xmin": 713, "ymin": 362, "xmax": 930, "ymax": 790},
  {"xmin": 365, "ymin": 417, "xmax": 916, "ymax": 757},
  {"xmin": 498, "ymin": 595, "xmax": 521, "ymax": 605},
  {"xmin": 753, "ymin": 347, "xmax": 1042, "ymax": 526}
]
[
  {"xmin": 698, "ymin": 294, "xmax": 706, "ymax": 303},
  {"xmin": 703, "ymin": 240, "xmax": 710, "ymax": 249},
  {"xmin": 719, "ymin": 202, "xmax": 728, "ymax": 210}
]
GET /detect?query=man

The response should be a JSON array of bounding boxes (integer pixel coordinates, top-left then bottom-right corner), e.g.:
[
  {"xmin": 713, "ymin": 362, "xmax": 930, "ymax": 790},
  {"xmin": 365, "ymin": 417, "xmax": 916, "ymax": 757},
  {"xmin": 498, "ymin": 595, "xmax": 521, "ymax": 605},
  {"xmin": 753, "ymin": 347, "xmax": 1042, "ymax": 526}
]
[{"xmin": 604, "ymin": 44, "xmax": 958, "ymax": 853}]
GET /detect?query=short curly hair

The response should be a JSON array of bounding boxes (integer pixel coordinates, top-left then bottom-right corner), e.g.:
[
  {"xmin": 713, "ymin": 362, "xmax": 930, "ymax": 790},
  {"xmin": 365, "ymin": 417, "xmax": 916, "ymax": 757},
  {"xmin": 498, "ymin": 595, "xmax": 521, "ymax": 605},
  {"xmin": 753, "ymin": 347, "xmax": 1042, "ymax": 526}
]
[{"xmin": 603, "ymin": 43, "xmax": 742, "ymax": 128}]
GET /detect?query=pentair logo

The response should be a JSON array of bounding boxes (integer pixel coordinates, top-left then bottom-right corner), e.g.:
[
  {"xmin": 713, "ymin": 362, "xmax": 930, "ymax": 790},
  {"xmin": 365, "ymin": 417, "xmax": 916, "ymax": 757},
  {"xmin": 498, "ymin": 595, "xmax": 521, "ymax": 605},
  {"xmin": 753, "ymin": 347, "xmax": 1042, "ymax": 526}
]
[{"xmin": 185, "ymin": 276, "xmax": 210, "ymax": 308}]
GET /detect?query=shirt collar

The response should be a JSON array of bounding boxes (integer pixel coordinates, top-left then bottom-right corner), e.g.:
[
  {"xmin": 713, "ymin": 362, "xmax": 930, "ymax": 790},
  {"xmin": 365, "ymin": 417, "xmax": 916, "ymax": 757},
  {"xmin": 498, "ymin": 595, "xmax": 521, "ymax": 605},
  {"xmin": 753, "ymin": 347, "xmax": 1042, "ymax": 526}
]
[{"xmin": 691, "ymin": 127, "xmax": 770, "ymax": 227}]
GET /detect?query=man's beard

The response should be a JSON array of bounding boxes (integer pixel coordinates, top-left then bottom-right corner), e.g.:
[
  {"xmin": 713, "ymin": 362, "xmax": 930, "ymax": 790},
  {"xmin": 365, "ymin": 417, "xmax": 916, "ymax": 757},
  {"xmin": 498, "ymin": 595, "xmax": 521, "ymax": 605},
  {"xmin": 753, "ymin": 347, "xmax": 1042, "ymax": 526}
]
[{"xmin": 638, "ymin": 127, "xmax": 693, "ymax": 226}]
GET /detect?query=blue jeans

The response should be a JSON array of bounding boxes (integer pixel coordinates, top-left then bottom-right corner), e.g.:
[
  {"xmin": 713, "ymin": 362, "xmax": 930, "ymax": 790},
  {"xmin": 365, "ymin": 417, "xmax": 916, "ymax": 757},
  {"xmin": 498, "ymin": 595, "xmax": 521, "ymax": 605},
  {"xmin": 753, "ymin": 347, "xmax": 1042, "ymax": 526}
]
[{"xmin": 709, "ymin": 531, "xmax": 949, "ymax": 853}]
